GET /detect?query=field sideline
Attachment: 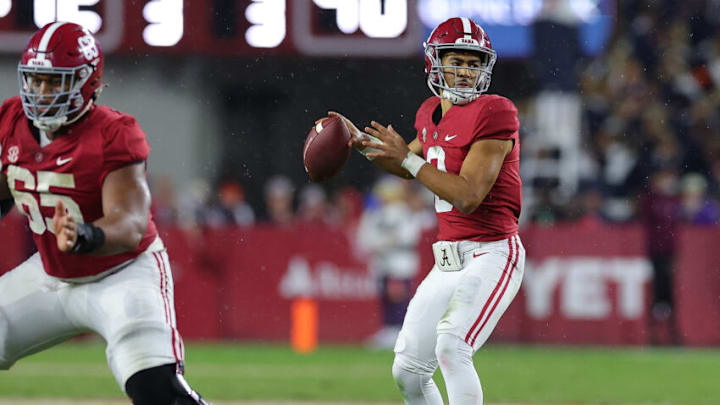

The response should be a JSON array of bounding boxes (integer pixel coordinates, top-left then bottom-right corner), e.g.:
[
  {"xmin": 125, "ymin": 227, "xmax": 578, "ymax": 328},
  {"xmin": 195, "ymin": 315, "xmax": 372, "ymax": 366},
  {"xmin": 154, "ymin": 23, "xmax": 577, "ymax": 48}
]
[{"xmin": 1, "ymin": 341, "xmax": 718, "ymax": 404}]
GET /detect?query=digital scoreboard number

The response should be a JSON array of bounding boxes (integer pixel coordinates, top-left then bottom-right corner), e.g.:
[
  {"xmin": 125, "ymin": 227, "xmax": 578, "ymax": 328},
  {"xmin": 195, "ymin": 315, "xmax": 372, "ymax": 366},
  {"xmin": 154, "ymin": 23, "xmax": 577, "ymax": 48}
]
[
  {"xmin": 209, "ymin": 0, "xmax": 418, "ymax": 55},
  {"xmin": 0, "ymin": 0, "xmax": 123, "ymax": 52},
  {"xmin": 294, "ymin": 0, "xmax": 418, "ymax": 56},
  {"xmin": 0, "ymin": 0, "xmax": 185, "ymax": 51}
]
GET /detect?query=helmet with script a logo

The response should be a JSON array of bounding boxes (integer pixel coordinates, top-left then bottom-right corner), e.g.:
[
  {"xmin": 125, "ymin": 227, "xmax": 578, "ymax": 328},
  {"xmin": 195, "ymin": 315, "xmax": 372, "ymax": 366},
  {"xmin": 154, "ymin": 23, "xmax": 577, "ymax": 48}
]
[
  {"xmin": 18, "ymin": 22, "xmax": 104, "ymax": 132},
  {"xmin": 424, "ymin": 17, "xmax": 496, "ymax": 105}
]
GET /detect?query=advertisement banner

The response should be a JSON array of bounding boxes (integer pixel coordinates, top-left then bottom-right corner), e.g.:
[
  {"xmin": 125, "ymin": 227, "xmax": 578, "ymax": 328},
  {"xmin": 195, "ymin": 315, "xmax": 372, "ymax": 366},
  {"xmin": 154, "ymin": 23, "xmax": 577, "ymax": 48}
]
[{"xmin": 1, "ymin": 217, "xmax": 719, "ymax": 346}]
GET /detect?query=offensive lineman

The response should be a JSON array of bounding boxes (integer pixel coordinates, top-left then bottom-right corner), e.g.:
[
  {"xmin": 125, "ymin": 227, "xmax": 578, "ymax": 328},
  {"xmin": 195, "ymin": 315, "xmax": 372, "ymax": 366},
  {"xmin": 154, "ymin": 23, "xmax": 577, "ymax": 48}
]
[
  {"xmin": 0, "ymin": 22, "xmax": 210, "ymax": 404},
  {"xmin": 326, "ymin": 17, "xmax": 525, "ymax": 405}
]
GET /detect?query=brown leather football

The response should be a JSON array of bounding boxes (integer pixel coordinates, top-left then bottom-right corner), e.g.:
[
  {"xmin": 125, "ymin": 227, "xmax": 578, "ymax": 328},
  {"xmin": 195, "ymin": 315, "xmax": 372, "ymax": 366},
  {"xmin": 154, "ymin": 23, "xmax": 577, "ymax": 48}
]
[{"xmin": 302, "ymin": 116, "xmax": 351, "ymax": 182}]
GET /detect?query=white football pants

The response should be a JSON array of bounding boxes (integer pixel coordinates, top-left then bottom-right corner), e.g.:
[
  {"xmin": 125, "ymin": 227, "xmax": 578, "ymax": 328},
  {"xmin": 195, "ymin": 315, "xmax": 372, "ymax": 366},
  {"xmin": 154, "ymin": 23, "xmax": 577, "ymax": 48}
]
[
  {"xmin": 0, "ymin": 237, "xmax": 183, "ymax": 390},
  {"xmin": 393, "ymin": 235, "xmax": 525, "ymax": 405}
]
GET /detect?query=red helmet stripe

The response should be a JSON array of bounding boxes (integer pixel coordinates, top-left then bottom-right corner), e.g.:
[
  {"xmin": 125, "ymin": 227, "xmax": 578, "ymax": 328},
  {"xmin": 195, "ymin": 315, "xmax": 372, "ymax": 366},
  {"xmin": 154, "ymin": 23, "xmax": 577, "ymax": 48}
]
[{"xmin": 36, "ymin": 21, "xmax": 67, "ymax": 61}]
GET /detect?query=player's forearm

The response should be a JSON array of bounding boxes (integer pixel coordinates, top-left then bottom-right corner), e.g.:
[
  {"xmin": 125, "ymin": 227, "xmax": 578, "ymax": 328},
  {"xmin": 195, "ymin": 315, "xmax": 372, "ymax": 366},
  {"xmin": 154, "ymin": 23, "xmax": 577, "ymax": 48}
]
[
  {"xmin": 371, "ymin": 157, "xmax": 414, "ymax": 179},
  {"xmin": 415, "ymin": 164, "xmax": 492, "ymax": 214},
  {"xmin": 91, "ymin": 163, "xmax": 152, "ymax": 255},
  {"xmin": 91, "ymin": 212, "xmax": 148, "ymax": 255},
  {"xmin": 363, "ymin": 136, "xmax": 420, "ymax": 179}
]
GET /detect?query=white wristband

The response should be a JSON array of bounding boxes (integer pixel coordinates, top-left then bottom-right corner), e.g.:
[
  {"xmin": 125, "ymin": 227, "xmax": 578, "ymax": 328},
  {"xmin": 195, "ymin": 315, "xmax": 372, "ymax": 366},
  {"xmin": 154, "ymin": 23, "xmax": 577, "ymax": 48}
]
[
  {"xmin": 358, "ymin": 133, "xmax": 383, "ymax": 161},
  {"xmin": 401, "ymin": 151, "xmax": 426, "ymax": 177}
]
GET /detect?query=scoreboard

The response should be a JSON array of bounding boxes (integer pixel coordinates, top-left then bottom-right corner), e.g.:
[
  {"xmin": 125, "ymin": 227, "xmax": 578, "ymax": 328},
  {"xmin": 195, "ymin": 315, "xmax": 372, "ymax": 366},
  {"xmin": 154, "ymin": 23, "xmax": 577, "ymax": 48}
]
[
  {"xmin": 0, "ymin": 0, "xmax": 420, "ymax": 56},
  {"xmin": 0, "ymin": 0, "xmax": 613, "ymax": 57}
]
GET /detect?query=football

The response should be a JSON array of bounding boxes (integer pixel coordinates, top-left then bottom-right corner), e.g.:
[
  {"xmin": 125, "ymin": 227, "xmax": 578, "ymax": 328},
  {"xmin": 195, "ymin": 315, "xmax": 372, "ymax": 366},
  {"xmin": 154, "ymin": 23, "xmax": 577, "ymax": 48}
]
[{"xmin": 303, "ymin": 116, "xmax": 351, "ymax": 182}]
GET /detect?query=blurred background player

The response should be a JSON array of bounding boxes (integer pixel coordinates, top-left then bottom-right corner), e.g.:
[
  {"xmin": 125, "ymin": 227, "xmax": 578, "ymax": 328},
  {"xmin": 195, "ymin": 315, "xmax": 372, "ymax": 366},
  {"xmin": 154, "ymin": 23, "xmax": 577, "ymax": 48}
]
[
  {"xmin": 0, "ymin": 22, "xmax": 209, "ymax": 405},
  {"xmin": 641, "ymin": 166, "xmax": 682, "ymax": 345},
  {"xmin": 324, "ymin": 17, "xmax": 525, "ymax": 405},
  {"xmin": 197, "ymin": 179, "xmax": 255, "ymax": 228},
  {"xmin": 357, "ymin": 176, "xmax": 428, "ymax": 349},
  {"xmin": 262, "ymin": 174, "xmax": 296, "ymax": 226}
]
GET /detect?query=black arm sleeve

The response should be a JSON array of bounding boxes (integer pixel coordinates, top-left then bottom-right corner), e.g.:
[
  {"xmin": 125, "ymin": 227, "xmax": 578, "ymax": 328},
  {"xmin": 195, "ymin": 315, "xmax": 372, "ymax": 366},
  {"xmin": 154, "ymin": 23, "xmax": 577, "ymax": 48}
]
[{"xmin": 0, "ymin": 199, "xmax": 13, "ymax": 219}]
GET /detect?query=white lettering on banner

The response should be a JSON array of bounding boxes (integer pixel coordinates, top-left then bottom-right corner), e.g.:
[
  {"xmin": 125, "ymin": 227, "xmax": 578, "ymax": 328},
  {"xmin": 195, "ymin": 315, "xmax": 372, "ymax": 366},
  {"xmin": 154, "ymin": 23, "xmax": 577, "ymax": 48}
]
[
  {"xmin": 561, "ymin": 260, "xmax": 611, "ymax": 318},
  {"xmin": 279, "ymin": 256, "xmax": 377, "ymax": 300},
  {"xmin": 524, "ymin": 257, "xmax": 652, "ymax": 320},
  {"xmin": 607, "ymin": 259, "xmax": 653, "ymax": 318},
  {"xmin": 280, "ymin": 257, "xmax": 315, "ymax": 297},
  {"xmin": 523, "ymin": 258, "xmax": 562, "ymax": 318}
]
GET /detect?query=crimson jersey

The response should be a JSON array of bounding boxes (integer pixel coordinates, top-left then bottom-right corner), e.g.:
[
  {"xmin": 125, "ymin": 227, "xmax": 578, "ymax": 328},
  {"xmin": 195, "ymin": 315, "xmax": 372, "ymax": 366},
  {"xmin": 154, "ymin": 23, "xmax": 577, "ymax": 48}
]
[
  {"xmin": 0, "ymin": 97, "xmax": 157, "ymax": 279},
  {"xmin": 415, "ymin": 94, "xmax": 521, "ymax": 242}
]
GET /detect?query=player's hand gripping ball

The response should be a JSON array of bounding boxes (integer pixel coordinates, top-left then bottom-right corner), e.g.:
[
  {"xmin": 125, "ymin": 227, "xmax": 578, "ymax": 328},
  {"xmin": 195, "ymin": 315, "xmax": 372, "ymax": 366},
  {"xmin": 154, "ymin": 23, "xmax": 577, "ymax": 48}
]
[{"xmin": 303, "ymin": 116, "xmax": 351, "ymax": 182}]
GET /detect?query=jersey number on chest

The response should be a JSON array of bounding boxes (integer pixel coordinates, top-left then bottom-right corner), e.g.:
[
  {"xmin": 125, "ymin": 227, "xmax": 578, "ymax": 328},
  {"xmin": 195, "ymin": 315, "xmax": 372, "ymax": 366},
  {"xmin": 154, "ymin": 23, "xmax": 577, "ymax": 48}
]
[
  {"xmin": 426, "ymin": 146, "xmax": 453, "ymax": 213},
  {"xmin": 6, "ymin": 164, "xmax": 84, "ymax": 235}
]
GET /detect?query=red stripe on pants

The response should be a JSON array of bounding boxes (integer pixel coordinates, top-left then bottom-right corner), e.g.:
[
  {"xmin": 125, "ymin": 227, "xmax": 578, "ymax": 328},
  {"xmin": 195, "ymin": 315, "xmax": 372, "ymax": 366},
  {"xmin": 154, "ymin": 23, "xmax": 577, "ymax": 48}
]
[
  {"xmin": 154, "ymin": 252, "xmax": 179, "ymax": 363},
  {"xmin": 469, "ymin": 236, "xmax": 519, "ymax": 346},
  {"xmin": 464, "ymin": 236, "xmax": 515, "ymax": 345}
]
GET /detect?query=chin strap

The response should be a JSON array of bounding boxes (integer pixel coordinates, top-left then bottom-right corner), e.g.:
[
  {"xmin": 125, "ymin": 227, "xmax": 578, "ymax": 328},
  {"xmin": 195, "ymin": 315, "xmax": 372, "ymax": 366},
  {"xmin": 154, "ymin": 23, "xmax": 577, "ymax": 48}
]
[
  {"xmin": 443, "ymin": 90, "xmax": 477, "ymax": 105},
  {"xmin": 33, "ymin": 116, "xmax": 66, "ymax": 132},
  {"xmin": 33, "ymin": 98, "xmax": 96, "ymax": 133},
  {"xmin": 430, "ymin": 71, "xmax": 490, "ymax": 106}
]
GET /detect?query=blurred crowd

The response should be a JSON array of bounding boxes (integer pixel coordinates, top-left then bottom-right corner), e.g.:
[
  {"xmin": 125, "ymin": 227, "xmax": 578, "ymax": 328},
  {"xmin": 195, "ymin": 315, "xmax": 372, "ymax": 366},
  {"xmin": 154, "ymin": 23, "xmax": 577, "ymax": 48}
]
[
  {"xmin": 150, "ymin": 174, "xmax": 435, "ymax": 235},
  {"xmin": 149, "ymin": 174, "xmax": 437, "ymax": 349},
  {"xmin": 150, "ymin": 1, "xmax": 720, "ymax": 233},
  {"xmin": 525, "ymin": 0, "xmax": 720, "ymax": 227}
]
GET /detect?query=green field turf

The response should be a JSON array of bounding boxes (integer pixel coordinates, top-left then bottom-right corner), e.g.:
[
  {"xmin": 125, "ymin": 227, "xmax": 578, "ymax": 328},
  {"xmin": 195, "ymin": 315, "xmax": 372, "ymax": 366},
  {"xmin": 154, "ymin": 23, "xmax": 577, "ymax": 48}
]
[{"xmin": 0, "ymin": 341, "xmax": 718, "ymax": 404}]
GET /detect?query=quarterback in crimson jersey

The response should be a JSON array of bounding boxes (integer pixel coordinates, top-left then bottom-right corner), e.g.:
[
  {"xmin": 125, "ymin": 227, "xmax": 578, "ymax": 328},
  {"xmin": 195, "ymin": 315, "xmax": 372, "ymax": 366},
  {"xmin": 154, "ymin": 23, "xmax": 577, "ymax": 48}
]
[
  {"xmin": 0, "ymin": 22, "xmax": 210, "ymax": 405},
  {"xmin": 325, "ymin": 17, "xmax": 525, "ymax": 405}
]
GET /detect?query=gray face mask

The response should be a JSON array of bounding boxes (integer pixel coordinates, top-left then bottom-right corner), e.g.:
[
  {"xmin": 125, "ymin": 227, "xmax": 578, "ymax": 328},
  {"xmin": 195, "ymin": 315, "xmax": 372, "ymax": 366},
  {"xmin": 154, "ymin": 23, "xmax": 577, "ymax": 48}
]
[
  {"xmin": 424, "ymin": 44, "xmax": 497, "ymax": 105},
  {"xmin": 18, "ymin": 64, "xmax": 96, "ymax": 132},
  {"xmin": 436, "ymin": 65, "xmax": 488, "ymax": 105}
]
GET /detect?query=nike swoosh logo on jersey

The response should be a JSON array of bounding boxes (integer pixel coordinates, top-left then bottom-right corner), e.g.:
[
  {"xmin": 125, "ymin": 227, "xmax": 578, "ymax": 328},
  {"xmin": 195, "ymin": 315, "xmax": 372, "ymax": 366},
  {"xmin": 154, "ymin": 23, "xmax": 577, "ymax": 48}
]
[
  {"xmin": 56, "ymin": 157, "xmax": 72, "ymax": 166},
  {"xmin": 445, "ymin": 134, "xmax": 458, "ymax": 141},
  {"xmin": 472, "ymin": 252, "xmax": 487, "ymax": 258}
]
